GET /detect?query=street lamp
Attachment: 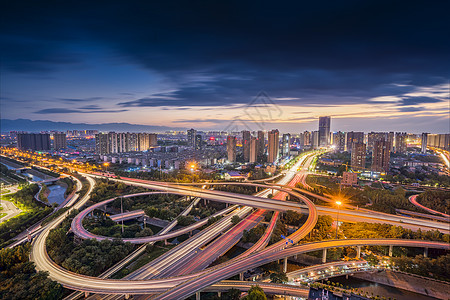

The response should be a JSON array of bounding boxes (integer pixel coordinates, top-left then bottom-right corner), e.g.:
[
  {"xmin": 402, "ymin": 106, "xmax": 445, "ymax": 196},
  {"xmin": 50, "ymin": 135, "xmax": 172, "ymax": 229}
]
[
  {"xmin": 335, "ymin": 200, "xmax": 342, "ymax": 239},
  {"xmin": 103, "ymin": 162, "xmax": 109, "ymax": 174}
]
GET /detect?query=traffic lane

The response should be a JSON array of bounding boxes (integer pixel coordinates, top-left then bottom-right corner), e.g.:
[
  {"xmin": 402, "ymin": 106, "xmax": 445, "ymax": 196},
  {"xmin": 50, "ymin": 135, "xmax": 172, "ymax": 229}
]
[{"xmin": 153, "ymin": 239, "xmax": 449, "ymax": 300}]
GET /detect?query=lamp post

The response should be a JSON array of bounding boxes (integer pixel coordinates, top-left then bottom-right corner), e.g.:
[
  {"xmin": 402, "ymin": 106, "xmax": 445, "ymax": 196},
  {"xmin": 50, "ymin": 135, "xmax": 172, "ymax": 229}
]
[
  {"xmin": 103, "ymin": 162, "xmax": 109, "ymax": 174},
  {"xmin": 335, "ymin": 200, "xmax": 342, "ymax": 239}
]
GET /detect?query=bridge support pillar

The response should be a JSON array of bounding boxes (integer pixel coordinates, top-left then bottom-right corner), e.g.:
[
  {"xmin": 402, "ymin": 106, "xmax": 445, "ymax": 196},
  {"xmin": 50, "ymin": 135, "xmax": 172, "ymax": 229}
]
[
  {"xmin": 424, "ymin": 247, "xmax": 428, "ymax": 258},
  {"xmin": 283, "ymin": 257, "xmax": 288, "ymax": 273},
  {"xmin": 196, "ymin": 292, "xmax": 200, "ymax": 300},
  {"xmin": 124, "ymin": 294, "xmax": 130, "ymax": 300},
  {"xmin": 322, "ymin": 248, "xmax": 327, "ymax": 263},
  {"xmin": 357, "ymin": 246, "xmax": 361, "ymax": 259},
  {"xmin": 239, "ymin": 272, "xmax": 244, "ymax": 281},
  {"xmin": 164, "ymin": 239, "xmax": 168, "ymax": 246},
  {"xmin": 218, "ymin": 292, "xmax": 221, "ymax": 297},
  {"xmin": 389, "ymin": 245, "xmax": 393, "ymax": 257},
  {"xmin": 84, "ymin": 291, "xmax": 89, "ymax": 298}
]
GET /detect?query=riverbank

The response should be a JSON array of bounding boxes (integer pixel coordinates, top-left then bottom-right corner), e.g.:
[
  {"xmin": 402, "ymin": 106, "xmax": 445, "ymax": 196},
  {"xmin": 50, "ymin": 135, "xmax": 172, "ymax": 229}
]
[{"xmin": 353, "ymin": 269, "xmax": 449, "ymax": 300}]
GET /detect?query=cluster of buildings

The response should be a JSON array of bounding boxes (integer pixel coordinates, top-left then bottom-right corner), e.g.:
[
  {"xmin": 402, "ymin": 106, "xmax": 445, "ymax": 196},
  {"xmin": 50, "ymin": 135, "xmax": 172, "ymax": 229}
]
[
  {"xmin": 7, "ymin": 117, "xmax": 449, "ymax": 175},
  {"xmin": 16, "ymin": 132, "xmax": 67, "ymax": 151},
  {"xmin": 95, "ymin": 132, "xmax": 158, "ymax": 154}
]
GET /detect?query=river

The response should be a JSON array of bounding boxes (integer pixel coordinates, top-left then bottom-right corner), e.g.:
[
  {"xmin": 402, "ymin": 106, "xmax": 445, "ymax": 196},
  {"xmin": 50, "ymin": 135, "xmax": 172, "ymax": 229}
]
[
  {"xmin": 1, "ymin": 160, "xmax": 67, "ymax": 205},
  {"xmin": 329, "ymin": 275, "xmax": 439, "ymax": 300}
]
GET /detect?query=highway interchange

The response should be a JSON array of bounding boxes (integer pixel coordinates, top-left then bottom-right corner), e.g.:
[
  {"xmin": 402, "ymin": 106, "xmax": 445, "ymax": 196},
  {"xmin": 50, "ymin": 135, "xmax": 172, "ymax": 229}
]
[{"xmin": 1, "ymin": 150, "xmax": 447, "ymax": 299}]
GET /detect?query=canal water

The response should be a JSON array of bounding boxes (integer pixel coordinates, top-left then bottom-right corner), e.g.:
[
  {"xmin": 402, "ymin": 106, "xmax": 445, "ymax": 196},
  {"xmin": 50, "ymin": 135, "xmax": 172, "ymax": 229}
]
[
  {"xmin": 329, "ymin": 275, "xmax": 439, "ymax": 300},
  {"xmin": 1, "ymin": 161, "xmax": 67, "ymax": 205}
]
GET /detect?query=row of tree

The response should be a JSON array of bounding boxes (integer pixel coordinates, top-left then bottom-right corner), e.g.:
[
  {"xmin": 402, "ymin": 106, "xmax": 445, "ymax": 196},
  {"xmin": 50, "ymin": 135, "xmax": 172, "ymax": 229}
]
[{"xmin": 0, "ymin": 243, "xmax": 63, "ymax": 299}]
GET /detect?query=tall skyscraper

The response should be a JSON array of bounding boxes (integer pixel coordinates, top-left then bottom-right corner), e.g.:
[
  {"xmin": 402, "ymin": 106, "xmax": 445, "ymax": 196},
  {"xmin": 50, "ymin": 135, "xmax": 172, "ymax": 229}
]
[
  {"xmin": 281, "ymin": 133, "xmax": 291, "ymax": 157},
  {"xmin": 242, "ymin": 130, "xmax": 251, "ymax": 162},
  {"xmin": 53, "ymin": 133, "xmax": 67, "ymax": 151},
  {"xmin": 333, "ymin": 131, "xmax": 346, "ymax": 152},
  {"xmin": 17, "ymin": 133, "xmax": 51, "ymax": 151},
  {"xmin": 421, "ymin": 133, "xmax": 428, "ymax": 153},
  {"xmin": 268, "ymin": 129, "xmax": 279, "ymax": 163},
  {"xmin": 227, "ymin": 136, "xmax": 237, "ymax": 162},
  {"xmin": 372, "ymin": 141, "xmax": 390, "ymax": 173},
  {"xmin": 318, "ymin": 116, "xmax": 331, "ymax": 147},
  {"xmin": 395, "ymin": 132, "xmax": 407, "ymax": 154},
  {"xmin": 257, "ymin": 131, "xmax": 265, "ymax": 158},
  {"xmin": 187, "ymin": 128, "xmax": 197, "ymax": 148},
  {"xmin": 345, "ymin": 131, "xmax": 364, "ymax": 152},
  {"xmin": 249, "ymin": 137, "xmax": 258, "ymax": 163},
  {"xmin": 351, "ymin": 143, "xmax": 366, "ymax": 170}
]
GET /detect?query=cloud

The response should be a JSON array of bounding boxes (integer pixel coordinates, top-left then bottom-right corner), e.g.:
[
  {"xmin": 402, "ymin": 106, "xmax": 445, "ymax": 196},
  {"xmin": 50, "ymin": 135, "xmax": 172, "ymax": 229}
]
[{"xmin": 400, "ymin": 96, "xmax": 443, "ymax": 106}]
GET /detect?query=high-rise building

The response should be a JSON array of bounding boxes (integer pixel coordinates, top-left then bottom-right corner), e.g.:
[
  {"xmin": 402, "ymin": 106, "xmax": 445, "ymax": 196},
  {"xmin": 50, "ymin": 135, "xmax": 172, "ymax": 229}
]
[
  {"xmin": 53, "ymin": 133, "xmax": 67, "ymax": 151},
  {"xmin": 427, "ymin": 133, "xmax": 449, "ymax": 151},
  {"xmin": 242, "ymin": 130, "xmax": 251, "ymax": 162},
  {"xmin": 351, "ymin": 143, "xmax": 366, "ymax": 170},
  {"xmin": 17, "ymin": 133, "xmax": 51, "ymax": 151},
  {"xmin": 267, "ymin": 129, "xmax": 279, "ymax": 163},
  {"xmin": 281, "ymin": 133, "xmax": 291, "ymax": 157},
  {"xmin": 367, "ymin": 132, "xmax": 388, "ymax": 151},
  {"xmin": 249, "ymin": 137, "xmax": 258, "ymax": 163},
  {"xmin": 372, "ymin": 141, "xmax": 390, "ymax": 173},
  {"xmin": 303, "ymin": 131, "xmax": 311, "ymax": 146},
  {"xmin": 395, "ymin": 132, "xmax": 407, "ymax": 154},
  {"xmin": 333, "ymin": 131, "xmax": 346, "ymax": 152},
  {"xmin": 345, "ymin": 131, "xmax": 364, "ymax": 152},
  {"xmin": 388, "ymin": 132, "xmax": 395, "ymax": 152},
  {"xmin": 311, "ymin": 131, "xmax": 319, "ymax": 149},
  {"xmin": 227, "ymin": 136, "xmax": 237, "ymax": 162},
  {"xmin": 318, "ymin": 116, "xmax": 331, "ymax": 147},
  {"xmin": 187, "ymin": 128, "xmax": 197, "ymax": 148},
  {"xmin": 421, "ymin": 133, "xmax": 428, "ymax": 153},
  {"xmin": 137, "ymin": 133, "xmax": 157, "ymax": 151},
  {"xmin": 95, "ymin": 133, "xmax": 109, "ymax": 155},
  {"xmin": 257, "ymin": 131, "xmax": 265, "ymax": 158},
  {"xmin": 195, "ymin": 134, "xmax": 202, "ymax": 151}
]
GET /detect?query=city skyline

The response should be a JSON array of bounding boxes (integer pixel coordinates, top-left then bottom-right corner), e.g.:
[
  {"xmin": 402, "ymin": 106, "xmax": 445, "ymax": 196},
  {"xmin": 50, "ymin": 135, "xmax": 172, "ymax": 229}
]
[{"xmin": 1, "ymin": 1, "xmax": 449, "ymax": 133}]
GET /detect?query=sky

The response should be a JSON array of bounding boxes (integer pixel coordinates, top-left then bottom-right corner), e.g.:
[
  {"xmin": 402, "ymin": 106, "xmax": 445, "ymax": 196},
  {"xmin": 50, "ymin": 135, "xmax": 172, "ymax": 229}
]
[{"xmin": 1, "ymin": 1, "xmax": 449, "ymax": 133}]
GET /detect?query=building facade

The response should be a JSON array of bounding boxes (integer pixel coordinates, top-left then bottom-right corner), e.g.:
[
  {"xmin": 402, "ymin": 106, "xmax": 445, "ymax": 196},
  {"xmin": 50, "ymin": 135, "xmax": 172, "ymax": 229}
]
[
  {"xmin": 267, "ymin": 129, "xmax": 279, "ymax": 163},
  {"xmin": 227, "ymin": 136, "xmax": 237, "ymax": 162},
  {"xmin": 17, "ymin": 133, "xmax": 51, "ymax": 151},
  {"xmin": 351, "ymin": 143, "xmax": 366, "ymax": 170},
  {"xmin": 318, "ymin": 116, "xmax": 331, "ymax": 147},
  {"xmin": 372, "ymin": 141, "xmax": 390, "ymax": 173},
  {"xmin": 53, "ymin": 133, "xmax": 67, "ymax": 151}
]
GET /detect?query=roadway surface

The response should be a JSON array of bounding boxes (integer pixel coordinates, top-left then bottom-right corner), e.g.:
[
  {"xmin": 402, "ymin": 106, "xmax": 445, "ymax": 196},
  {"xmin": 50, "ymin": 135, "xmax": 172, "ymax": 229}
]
[
  {"xmin": 24, "ymin": 151, "xmax": 450, "ymax": 299},
  {"xmin": 0, "ymin": 198, "xmax": 22, "ymax": 223},
  {"xmin": 409, "ymin": 194, "xmax": 450, "ymax": 218}
]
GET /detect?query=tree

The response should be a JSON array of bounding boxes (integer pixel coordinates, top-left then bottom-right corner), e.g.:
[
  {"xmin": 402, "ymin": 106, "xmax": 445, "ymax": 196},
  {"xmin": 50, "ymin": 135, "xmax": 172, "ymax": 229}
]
[
  {"xmin": 223, "ymin": 288, "xmax": 241, "ymax": 300},
  {"xmin": 284, "ymin": 210, "xmax": 302, "ymax": 226},
  {"xmin": 243, "ymin": 285, "xmax": 267, "ymax": 300},
  {"xmin": 135, "ymin": 227, "xmax": 153, "ymax": 237},
  {"xmin": 270, "ymin": 271, "xmax": 288, "ymax": 283},
  {"xmin": 231, "ymin": 215, "xmax": 241, "ymax": 225}
]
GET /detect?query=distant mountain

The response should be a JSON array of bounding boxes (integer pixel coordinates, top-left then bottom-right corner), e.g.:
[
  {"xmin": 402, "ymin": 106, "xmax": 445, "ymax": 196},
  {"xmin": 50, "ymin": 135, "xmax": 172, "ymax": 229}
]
[{"xmin": 0, "ymin": 119, "xmax": 185, "ymax": 133}]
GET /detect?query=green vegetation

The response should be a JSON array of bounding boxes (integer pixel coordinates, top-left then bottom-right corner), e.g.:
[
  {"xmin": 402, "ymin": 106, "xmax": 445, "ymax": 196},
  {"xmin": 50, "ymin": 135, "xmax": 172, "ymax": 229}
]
[
  {"xmin": 416, "ymin": 190, "xmax": 449, "ymax": 214},
  {"xmin": 384, "ymin": 166, "xmax": 450, "ymax": 187},
  {"xmin": 83, "ymin": 214, "xmax": 152, "ymax": 238},
  {"xmin": 0, "ymin": 184, "xmax": 53, "ymax": 247},
  {"xmin": 177, "ymin": 215, "xmax": 196, "ymax": 226},
  {"xmin": 58, "ymin": 177, "xmax": 76, "ymax": 197},
  {"xmin": 270, "ymin": 220, "xmax": 287, "ymax": 244},
  {"xmin": 46, "ymin": 210, "xmax": 136, "ymax": 276},
  {"xmin": 270, "ymin": 270, "xmax": 288, "ymax": 283},
  {"xmin": 214, "ymin": 184, "xmax": 257, "ymax": 195},
  {"xmin": 242, "ymin": 225, "xmax": 266, "ymax": 243},
  {"xmin": 31, "ymin": 166, "xmax": 59, "ymax": 178},
  {"xmin": 284, "ymin": 210, "xmax": 303, "ymax": 226},
  {"xmin": 392, "ymin": 254, "xmax": 450, "ymax": 282},
  {"xmin": 41, "ymin": 207, "xmax": 70, "ymax": 226},
  {"xmin": 242, "ymin": 285, "xmax": 267, "ymax": 300},
  {"xmin": 0, "ymin": 243, "xmax": 63, "ymax": 300},
  {"xmin": 39, "ymin": 184, "xmax": 49, "ymax": 202},
  {"xmin": 114, "ymin": 168, "xmax": 217, "ymax": 183},
  {"xmin": 0, "ymin": 162, "xmax": 27, "ymax": 184},
  {"xmin": 341, "ymin": 222, "xmax": 449, "ymax": 242},
  {"xmin": 89, "ymin": 179, "xmax": 146, "ymax": 204},
  {"xmin": 231, "ymin": 215, "xmax": 241, "ymax": 225}
]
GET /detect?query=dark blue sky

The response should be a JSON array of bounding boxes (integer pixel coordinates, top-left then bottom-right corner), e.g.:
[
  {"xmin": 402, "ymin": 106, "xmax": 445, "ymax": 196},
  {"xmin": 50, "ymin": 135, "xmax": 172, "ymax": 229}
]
[{"xmin": 1, "ymin": 1, "xmax": 449, "ymax": 132}]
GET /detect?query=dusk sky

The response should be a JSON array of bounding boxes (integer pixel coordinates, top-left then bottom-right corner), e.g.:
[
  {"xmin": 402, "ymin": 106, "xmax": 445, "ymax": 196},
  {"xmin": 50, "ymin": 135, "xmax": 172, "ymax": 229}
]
[{"xmin": 1, "ymin": 1, "xmax": 449, "ymax": 133}]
